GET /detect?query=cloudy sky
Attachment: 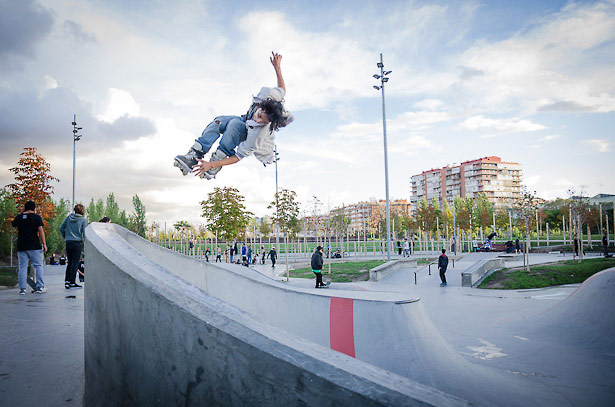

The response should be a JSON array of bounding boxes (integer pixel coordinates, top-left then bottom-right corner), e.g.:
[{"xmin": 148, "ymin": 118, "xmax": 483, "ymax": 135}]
[{"xmin": 1, "ymin": 0, "xmax": 613, "ymax": 227}]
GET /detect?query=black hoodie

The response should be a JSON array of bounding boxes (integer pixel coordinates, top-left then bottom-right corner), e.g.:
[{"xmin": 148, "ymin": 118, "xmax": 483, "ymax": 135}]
[{"xmin": 311, "ymin": 249, "xmax": 323, "ymax": 271}]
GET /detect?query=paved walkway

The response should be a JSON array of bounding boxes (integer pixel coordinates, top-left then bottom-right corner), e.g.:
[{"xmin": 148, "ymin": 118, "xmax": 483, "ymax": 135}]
[
  {"xmin": 0, "ymin": 265, "xmax": 84, "ymax": 406},
  {"xmin": 0, "ymin": 253, "xmax": 611, "ymax": 407}
]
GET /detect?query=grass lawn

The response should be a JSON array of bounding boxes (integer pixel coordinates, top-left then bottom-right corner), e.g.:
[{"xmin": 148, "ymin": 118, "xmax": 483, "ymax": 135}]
[
  {"xmin": 0, "ymin": 267, "xmax": 18, "ymax": 287},
  {"xmin": 289, "ymin": 260, "xmax": 386, "ymax": 282},
  {"xmin": 479, "ymin": 257, "xmax": 615, "ymax": 289}
]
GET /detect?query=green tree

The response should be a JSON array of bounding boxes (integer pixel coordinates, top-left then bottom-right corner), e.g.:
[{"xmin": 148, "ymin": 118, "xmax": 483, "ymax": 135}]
[
  {"xmin": 329, "ymin": 207, "xmax": 350, "ymax": 239},
  {"xmin": 105, "ymin": 193, "xmax": 121, "ymax": 223},
  {"xmin": 200, "ymin": 187, "xmax": 253, "ymax": 241},
  {"xmin": 129, "ymin": 194, "xmax": 147, "ymax": 237},
  {"xmin": 268, "ymin": 188, "xmax": 300, "ymax": 280},
  {"xmin": 515, "ymin": 189, "xmax": 539, "ymax": 270},
  {"xmin": 0, "ymin": 187, "xmax": 18, "ymax": 260},
  {"xmin": 259, "ymin": 218, "xmax": 271, "ymax": 238},
  {"xmin": 475, "ymin": 193, "xmax": 494, "ymax": 231},
  {"xmin": 268, "ymin": 189, "xmax": 300, "ymax": 237},
  {"xmin": 86, "ymin": 198, "xmax": 105, "ymax": 222},
  {"xmin": 47, "ymin": 198, "xmax": 71, "ymax": 255},
  {"xmin": 118, "ymin": 210, "xmax": 130, "ymax": 228}
]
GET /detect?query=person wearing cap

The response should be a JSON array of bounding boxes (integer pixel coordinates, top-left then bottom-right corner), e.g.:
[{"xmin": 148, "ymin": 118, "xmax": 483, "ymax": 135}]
[
  {"xmin": 175, "ymin": 51, "xmax": 294, "ymax": 180},
  {"xmin": 311, "ymin": 246, "xmax": 327, "ymax": 288}
]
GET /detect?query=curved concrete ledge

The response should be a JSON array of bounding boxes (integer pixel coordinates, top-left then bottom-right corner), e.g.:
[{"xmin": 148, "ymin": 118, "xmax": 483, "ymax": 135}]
[
  {"xmin": 84, "ymin": 223, "xmax": 467, "ymax": 406},
  {"xmin": 462, "ymin": 258, "xmax": 505, "ymax": 287},
  {"xmin": 85, "ymin": 224, "xmax": 573, "ymax": 407},
  {"xmin": 369, "ymin": 259, "xmax": 417, "ymax": 281}
]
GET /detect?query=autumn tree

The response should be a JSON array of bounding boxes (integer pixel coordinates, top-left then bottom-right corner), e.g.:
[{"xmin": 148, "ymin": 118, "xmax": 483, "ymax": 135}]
[
  {"xmin": 8, "ymin": 147, "xmax": 58, "ymax": 231},
  {"xmin": 200, "ymin": 187, "xmax": 253, "ymax": 241}
]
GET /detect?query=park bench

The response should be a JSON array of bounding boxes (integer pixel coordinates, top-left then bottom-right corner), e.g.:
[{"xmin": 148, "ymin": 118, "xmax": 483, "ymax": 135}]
[{"xmin": 478, "ymin": 243, "xmax": 507, "ymax": 252}]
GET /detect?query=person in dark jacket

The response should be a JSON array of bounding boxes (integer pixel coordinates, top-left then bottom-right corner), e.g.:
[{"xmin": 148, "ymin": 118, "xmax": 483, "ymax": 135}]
[
  {"xmin": 438, "ymin": 248, "xmax": 448, "ymax": 287},
  {"xmin": 268, "ymin": 247, "xmax": 277, "ymax": 268},
  {"xmin": 60, "ymin": 204, "xmax": 88, "ymax": 289},
  {"xmin": 311, "ymin": 246, "xmax": 327, "ymax": 288}
]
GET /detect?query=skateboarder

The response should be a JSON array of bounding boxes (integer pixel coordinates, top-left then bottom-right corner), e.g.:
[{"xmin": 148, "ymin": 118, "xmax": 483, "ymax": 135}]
[
  {"xmin": 311, "ymin": 246, "xmax": 328, "ymax": 288},
  {"xmin": 438, "ymin": 248, "xmax": 448, "ymax": 287},
  {"xmin": 174, "ymin": 52, "xmax": 293, "ymax": 180},
  {"xmin": 268, "ymin": 246, "xmax": 277, "ymax": 268}
]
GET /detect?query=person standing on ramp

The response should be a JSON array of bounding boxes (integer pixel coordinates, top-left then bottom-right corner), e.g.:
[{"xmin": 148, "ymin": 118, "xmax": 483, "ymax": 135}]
[
  {"xmin": 311, "ymin": 246, "xmax": 329, "ymax": 289},
  {"xmin": 438, "ymin": 248, "xmax": 448, "ymax": 287}
]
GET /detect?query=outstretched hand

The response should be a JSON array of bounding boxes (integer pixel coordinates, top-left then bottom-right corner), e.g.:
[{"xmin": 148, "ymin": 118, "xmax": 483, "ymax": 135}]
[
  {"xmin": 193, "ymin": 158, "xmax": 214, "ymax": 177},
  {"xmin": 270, "ymin": 52, "xmax": 282, "ymax": 71}
]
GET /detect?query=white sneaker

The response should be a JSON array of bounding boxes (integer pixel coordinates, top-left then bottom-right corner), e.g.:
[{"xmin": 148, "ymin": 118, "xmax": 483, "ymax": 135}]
[
  {"xmin": 19, "ymin": 289, "xmax": 26, "ymax": 295},
  {"xmin": 34, "ymin": 287, "xmax": 48, "ymax": 294}
]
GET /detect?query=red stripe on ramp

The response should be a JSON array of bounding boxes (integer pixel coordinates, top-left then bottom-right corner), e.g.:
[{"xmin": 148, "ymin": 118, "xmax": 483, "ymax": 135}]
[{"xmin": 330, "ymin": 297, "xmax": 355, "ymax": 357}]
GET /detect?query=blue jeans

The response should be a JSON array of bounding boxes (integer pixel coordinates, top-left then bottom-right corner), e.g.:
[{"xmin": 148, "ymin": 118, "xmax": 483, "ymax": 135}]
[
  {"xmin": 197, "ymin": 116, "xmax": 248, "ymax": 156},
  {"xmin": 17, "ymin": 250, "xmax": 45, "ymax": 290}
]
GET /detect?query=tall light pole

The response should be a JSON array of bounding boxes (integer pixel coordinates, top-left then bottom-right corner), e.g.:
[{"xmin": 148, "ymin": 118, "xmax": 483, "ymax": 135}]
[
  {"xmin": 71, "ymin": 114, "xmax": 83, "ymax": 208},
  {"xmin": 274, "ymin": 145, "xmax": 280, "ymax": 255},
  {"xmin": 373, "ymin": 53, "xmax": 392, "ymax": 262}
]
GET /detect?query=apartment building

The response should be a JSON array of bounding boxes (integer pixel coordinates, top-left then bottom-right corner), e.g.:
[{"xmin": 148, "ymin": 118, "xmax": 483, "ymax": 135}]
[
  {"xmin": 325, "ymin": 199, "xmax": 411, "ymax": 233},
  {"xmin": 410, "ymin": 156, "xmax": 522, "ymax": 212}
]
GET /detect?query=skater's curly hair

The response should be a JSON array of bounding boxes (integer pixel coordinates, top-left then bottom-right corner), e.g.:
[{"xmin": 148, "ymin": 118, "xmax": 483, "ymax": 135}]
[{"xmin": 259, "ymin": 99, "xmax": 285, "ymax": 131}]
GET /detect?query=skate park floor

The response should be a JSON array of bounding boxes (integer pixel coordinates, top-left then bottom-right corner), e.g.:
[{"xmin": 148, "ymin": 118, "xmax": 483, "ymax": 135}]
[{"xmin": 1, "ymin": 254, "xmax": 613, "ymax": 407}]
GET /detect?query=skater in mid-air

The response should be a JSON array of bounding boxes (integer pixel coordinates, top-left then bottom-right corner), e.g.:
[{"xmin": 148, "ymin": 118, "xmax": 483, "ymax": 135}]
[{"xmin": 174, "ymin": 52, "xmax": 293, "ymax": 179}]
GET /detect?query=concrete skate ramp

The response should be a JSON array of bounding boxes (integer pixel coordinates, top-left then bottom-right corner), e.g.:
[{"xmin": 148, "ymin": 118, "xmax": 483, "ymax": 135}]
[
  {"xmin": 85, "ymin": 224, "xmax": 569, "ymax": 407},
  {"xmin": 522, "ymin": 267, "xmax": 615, "ymax": 353},
  {"xmin": 84, "ymin": 223, "xmax": 466, "ymax": 407}
]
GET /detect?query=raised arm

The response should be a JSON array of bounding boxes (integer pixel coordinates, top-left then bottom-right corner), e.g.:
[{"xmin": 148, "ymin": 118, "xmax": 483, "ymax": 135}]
[{"xmin": 270, "ymin": 52, "xmax": 285, "ymax": 92}]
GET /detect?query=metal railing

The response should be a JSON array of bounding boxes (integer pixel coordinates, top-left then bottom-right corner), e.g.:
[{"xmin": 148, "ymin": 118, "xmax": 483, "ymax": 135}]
[{"xmin": 414, "ymin": 258, "xmax": 455, "ymax": 285}]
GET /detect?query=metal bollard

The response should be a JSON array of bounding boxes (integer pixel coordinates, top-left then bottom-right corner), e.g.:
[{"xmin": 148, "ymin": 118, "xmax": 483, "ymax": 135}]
[
  {"xmin": 414, "ymin": 272, "xmax": 417, "ymax": 285},
  {"xmin": 452, "ymin": 258, "xmax": 455, "ymax": 268},
  {"xmin": 428, "ymin": 264, "xmax": 431, "ymax": 275}
]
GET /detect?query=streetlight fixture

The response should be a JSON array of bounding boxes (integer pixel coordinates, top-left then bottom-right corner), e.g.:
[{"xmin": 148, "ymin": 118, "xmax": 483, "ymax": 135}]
[
  {"xmin": 273, "ymin": 145, "xmax": 280, "ymax": 265},
  {"xmin": 373, "ymin": 53, "xmax": 393, "ymax": 262},
  {"xmin": 71, "ymin": 114, "xmax": 84, "ymax": 208}
]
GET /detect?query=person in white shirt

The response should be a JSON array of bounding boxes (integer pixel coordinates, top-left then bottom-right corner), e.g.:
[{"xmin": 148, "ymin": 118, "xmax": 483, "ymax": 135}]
[
  {"xmin": 174, "ymin": 52, "xmax": 293, "ymax": 180},
  {"xmin": 402, "ymin": 238, "xmax": 410, "ymax": 257}
]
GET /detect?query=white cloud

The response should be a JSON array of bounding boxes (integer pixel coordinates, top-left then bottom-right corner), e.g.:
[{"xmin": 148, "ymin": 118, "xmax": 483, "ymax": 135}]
[
  {"xmin": 524, "ymin": 174, "xmax": 541, "ymax": 186},
  {"xmin": 460, "ymin": 115, "xmax": 546, "ymax": 133},
  {"xmin": 456, "ymin": 1, "xmax": 615, "ymax": 113},
  {"xmin": 584, "ymin": 138, "xmax": 612, "ymax": 153},
  {"xmin": 413, "ymin": 99, "xmax": 444, "ymax": 110},
  {"xmin": 539, "ymin": 134, "xmax": 561, "ymax": 142},
  {"xmin": 43, "ymin": 75, "xmax": 57, "ymax": 90},
  {"xmin": 97, "ymin": 88, "xmax": 141, "ymax": 123}
]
